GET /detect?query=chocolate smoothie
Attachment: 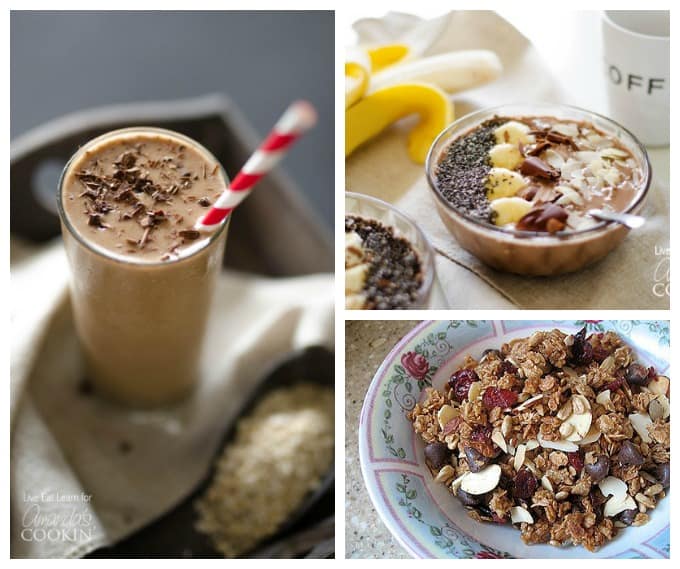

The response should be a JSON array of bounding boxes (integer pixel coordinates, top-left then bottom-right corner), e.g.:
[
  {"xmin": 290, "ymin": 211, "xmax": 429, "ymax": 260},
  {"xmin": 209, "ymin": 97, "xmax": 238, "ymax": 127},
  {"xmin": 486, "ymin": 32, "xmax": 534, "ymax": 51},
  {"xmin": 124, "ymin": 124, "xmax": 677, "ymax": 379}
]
[{"xmin": 58, "ymin": 128, "xmax": 229, "ymax": 407}]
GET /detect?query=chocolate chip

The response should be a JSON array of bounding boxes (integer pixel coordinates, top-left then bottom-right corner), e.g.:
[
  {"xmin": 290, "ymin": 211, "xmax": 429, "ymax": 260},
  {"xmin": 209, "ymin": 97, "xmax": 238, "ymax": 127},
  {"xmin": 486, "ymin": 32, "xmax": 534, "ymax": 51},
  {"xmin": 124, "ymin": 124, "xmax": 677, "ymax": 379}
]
[
  {"xmin": 618, "ymin": 440, "xmax": 644, "ymax": 466},
  {"xmin": 178, "ymin": 229, "xmax": 201, "ymax": 240},
  {"xmin": 457, "ymin": 488, "xmax": 481, "ymax": 507},
  {"xmin": 618, "ymin": 509, "xmax": 638, "ymax": 526},
  {"xmin": 516, "ymin": 203, "xmax": 568, "ymax": 234},
  {"xmin": 464, "ymin": 446, "xmax": 489, "ymax": 473},
  {"xmin": 424, "ymin": 442, "xmax": 451, "ymax": 470},
  {"xmin": 585, "ymin": 455, "xmax": 610, "ymax": 482},
  {"xmin": 656, "ymin": 463, "xmax": 670, "ymax": 488}
]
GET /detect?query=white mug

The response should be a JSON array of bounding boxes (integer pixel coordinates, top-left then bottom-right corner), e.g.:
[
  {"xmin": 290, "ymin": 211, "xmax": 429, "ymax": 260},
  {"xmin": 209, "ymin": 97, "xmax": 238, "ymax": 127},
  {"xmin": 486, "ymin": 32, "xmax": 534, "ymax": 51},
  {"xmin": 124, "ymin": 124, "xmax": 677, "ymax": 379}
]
[{"xmin": 602, "ymin": 11, "xmax": 669, "ymax": 147}]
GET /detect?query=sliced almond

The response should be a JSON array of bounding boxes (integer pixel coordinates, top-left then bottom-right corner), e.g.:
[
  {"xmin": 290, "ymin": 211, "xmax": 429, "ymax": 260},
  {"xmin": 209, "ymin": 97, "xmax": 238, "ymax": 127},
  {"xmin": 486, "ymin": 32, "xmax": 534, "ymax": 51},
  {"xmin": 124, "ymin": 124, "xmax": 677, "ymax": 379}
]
[
  {"xmin": 541, "ymin": 475, "xmax": 554, "ymax": 493},
  {"xmin": 537, "ymin": 433, "xmax": 578, "ymax": 452},
  {"xmin": 571, "ymin": 394, "xmax": 591, "ymax": 415},
  {"xmin": 599, "ymin": 476, "xmax": 628, "ymax": 499},
  {"xmin": 514, "ymin": 444, "xmax": 526, "ymax": 471},
  {"xmin": 510, "ymin": 506, "xmax": 534, "ymax": 524},
  {"xmin": 577, "ymin": 425, "xmax": 602, "ymax": 446},
  {"xmin": 514, "ymin": 394, "xmax": 543, "ymax": 412},
  {"xmin": 460, "ymin": 464, "xmax": 501, "ymax": 495},
  {"xmin": 491, "ymin": 430, "xmax": 507, "ymax": 453},
  {"xmin": 599, "ymin": 355, "xmax": 616, "ymax": 374},
  {"xmin": 437, "ymin": 405, "xmax": 459, "ymax": 429},
  {"xmin": 629, "ymin": 413, "xmax": 653, "ymax": 443},
  {"xmin": 648, "ymin": 375, "xmax": 670, "ymax": 396},
  {"xmin": 648, "ymin": 395, "xmax": 670, "ymax": 421},
  {"xmin": 345, "ymin": 231, "xmax": 365, "ymax": 266},
  {"xmin": 468, "ymin": 381, "xmax": 482, "ymax": 402},
  {"xmin": 563, "ymin": 411, "xmax": 592, "ymax": 442},
  {"xmin": 525, "ymin": 439, "xmax": 539, "ymax": 451},
  {"xmin": 559, "ymin": 422, "xmax": 574, "ymax": 438},
  {"xmin": 596, "ymin": 389, "xmax": 611, "ymax": 406},
  {"xmin": 501, "ymin": 415, "xmax": 513, "ymax": 438},
  {"xmin": 523, "ymin": 458, "xmax": 539, "ymax": 476},
  {"xmin": 451, "ymin": 472, "xmax": 467, "ymax": 493},
  {"xmin": 604, "ymin": 494, "xmax": 637, "ymax": 518}
]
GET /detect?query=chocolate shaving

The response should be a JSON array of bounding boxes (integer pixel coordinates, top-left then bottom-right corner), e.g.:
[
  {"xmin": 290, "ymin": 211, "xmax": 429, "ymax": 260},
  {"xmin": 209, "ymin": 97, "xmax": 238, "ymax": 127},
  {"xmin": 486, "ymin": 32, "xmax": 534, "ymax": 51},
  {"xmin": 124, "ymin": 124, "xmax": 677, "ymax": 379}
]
[
  {"xmin": 197, "ymin": 197, "xmax": 211, "ymax": 207},
  {"xmin": 87, "ymin": 212, "xmax": 108, "ymax": 228},
  {"xmin": 178, "ymin": 229, "xmax": 201, "ymax": 240},
  {"xmin": 520, "ymin": 156, "xmax": 561, "ymax": 181},
  {"xmin": 524, "ymin": 141, "xmax": 552, "ymax": 157}
]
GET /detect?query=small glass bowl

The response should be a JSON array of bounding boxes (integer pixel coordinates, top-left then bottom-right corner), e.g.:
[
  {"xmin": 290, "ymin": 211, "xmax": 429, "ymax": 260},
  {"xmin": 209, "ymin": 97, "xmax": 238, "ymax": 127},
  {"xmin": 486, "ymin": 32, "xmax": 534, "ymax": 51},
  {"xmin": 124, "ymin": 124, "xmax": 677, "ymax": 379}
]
[
  {"xmin": 345, "ymin": 192, "xmax": 436, "ymax": 309},
  {"xmin": 425, "ymin": 103, "xmax": 652, "ymax": 276}
]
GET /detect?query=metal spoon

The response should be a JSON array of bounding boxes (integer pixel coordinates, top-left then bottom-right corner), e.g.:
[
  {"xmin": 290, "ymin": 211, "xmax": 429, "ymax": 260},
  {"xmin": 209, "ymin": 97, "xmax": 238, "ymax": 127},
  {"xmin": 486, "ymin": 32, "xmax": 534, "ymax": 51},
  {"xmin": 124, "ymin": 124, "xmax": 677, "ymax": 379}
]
[{"xmin": 588, "ymin": 209, "xmax": 645, "ymax": 229}]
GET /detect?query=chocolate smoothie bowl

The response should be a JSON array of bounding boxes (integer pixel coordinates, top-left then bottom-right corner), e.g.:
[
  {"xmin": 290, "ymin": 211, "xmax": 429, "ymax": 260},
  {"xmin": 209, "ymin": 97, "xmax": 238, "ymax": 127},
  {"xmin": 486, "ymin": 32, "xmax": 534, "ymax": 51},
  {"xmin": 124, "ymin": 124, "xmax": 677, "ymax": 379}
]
[{"xmin": 425, "ymin": 104, "xmax": 651, "ymax": 276}]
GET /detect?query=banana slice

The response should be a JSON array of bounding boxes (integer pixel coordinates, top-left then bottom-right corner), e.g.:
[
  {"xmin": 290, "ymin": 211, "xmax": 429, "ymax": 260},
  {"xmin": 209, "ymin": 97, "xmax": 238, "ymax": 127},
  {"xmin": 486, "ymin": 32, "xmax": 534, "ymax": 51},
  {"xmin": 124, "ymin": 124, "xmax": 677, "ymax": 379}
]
[
  {"xmin": 490, "ymin": 197, "xmax": 533, "ymax": 226},
  {"xmin": 345, "ymin": 231, "xmax": 365, "ymax": 267},
  {"xmin": 346, "ymin": 293, "xmax": 367, "ymax": 310},
  {"xmin": 494, "ymin": 121, "xmax": 535, "ymax": 145},
  {"xmin": 489, "ymin": 143, "xmax": 523, "ymax": 170},
  {"xmin": 346, "ymin": 263, "xmax": 369, "ymax": 294},
  {"xmin": 486, "ymin": 167, "xmax": 526, "ymax": 200}
]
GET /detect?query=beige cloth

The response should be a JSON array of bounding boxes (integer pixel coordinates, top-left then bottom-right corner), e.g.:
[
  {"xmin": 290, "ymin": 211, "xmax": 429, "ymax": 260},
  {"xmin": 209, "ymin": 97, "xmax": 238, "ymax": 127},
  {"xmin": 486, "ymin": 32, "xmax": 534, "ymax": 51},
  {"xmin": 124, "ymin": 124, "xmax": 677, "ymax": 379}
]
[
  {"xmin": 10, "ymin": 240, "xmax": 333, "ymax": 558},
  {"xmin": 347, "ymin": 11, "xmax": 669, "ymax": 309}
]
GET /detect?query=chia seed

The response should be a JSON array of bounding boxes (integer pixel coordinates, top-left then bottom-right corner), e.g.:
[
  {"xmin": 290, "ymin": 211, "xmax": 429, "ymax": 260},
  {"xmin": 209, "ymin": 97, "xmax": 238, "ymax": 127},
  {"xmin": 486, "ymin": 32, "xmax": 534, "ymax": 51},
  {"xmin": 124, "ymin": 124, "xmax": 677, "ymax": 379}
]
[
  {"xmin": 434, "ymin": 118, "xmax": 505, "ymax": 222},
  {"xmin": 345, "ymin": 215, "xmax": 423, "ymax": 310}
]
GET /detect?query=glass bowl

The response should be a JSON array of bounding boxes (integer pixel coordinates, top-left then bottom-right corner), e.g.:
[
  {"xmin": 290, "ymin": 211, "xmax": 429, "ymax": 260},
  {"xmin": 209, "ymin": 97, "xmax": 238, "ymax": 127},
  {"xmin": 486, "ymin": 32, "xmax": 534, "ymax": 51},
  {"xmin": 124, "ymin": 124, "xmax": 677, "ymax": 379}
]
[
  {"xmin": 345, "ymin": 192, "xmax": 436, "ymax": 309},
  {"xmin": 425, "ymin": 103, "xmax": 652, "ymax": 276}
]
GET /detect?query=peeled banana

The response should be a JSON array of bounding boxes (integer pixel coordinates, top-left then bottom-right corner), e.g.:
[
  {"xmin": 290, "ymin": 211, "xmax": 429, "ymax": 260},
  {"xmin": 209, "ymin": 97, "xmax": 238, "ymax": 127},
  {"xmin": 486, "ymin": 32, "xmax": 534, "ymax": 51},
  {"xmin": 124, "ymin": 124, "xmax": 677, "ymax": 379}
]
[
  {"xmin": 493, "ymin": 121, "xmax": 535, "ymax": 145},
  {"xmin": 490, "ymin": 197, "xmax": 533, "ymax": 226},
  {"xmin": 368, "ymin": 50, "xmax": 502, "ymax": 94},
  {"xmin": 488, "ymin": 143, "xmax": 523, "ymax": 170},
  {"xmin": 486, "ymin": 168, "xmax": 526, "ymax": 201},
  {"xmin": 345, "ymin": 82, "xmax": 453, "ymax": 164}
]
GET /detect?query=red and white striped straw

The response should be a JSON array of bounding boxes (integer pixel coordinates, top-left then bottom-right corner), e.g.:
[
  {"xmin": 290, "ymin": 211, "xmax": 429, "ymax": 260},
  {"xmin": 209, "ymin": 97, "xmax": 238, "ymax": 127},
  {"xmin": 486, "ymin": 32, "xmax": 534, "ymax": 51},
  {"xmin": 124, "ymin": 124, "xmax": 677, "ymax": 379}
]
[{"xmin": 195, "ymin": 100, "xmax": 318, "ymax": 230}]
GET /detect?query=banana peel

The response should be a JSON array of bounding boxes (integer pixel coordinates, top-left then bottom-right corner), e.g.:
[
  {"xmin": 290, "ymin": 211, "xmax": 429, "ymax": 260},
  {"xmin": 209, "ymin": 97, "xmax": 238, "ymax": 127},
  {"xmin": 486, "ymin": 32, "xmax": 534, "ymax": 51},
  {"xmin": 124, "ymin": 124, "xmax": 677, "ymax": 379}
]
[
  {"xmin": 345, "ymin": 61, "xmax": 370, "ymax": 109},
  {"xmin": 367, "ymin": 43, "xmax": 410, "ymax": 72},
  {"xmin": 346, "ymin": 82, "xmax": 453, "ymax": 164}
]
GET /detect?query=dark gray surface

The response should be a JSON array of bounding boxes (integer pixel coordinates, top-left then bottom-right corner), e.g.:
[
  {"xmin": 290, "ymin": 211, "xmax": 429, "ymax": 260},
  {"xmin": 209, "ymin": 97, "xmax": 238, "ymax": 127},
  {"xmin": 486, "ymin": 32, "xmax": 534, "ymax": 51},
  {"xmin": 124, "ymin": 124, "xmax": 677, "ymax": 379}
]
[{"xmin": 10, "ymin": 10, "xmax": 334, "ymax": 226}]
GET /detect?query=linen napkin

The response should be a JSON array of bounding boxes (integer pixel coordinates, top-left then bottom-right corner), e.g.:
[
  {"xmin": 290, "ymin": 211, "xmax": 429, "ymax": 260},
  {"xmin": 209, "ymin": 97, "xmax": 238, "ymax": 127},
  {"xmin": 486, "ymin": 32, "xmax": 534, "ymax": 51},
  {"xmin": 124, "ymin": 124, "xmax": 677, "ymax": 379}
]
[
  {"xmin": 347, "ymin": 11, "xmax": 669, "ymax": 309},
  {"xmin": 10, "ymin": 240, "xmax": 334, "ymax": 558}
]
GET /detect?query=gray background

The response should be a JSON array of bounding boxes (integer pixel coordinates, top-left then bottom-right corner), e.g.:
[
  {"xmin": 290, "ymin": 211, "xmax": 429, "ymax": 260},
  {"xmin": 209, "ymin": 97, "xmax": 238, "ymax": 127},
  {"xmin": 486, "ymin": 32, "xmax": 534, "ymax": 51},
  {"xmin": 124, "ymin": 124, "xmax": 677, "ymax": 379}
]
[{"xmin": 10, "ymin": 10, "xmax": 334, "ymax": 226}]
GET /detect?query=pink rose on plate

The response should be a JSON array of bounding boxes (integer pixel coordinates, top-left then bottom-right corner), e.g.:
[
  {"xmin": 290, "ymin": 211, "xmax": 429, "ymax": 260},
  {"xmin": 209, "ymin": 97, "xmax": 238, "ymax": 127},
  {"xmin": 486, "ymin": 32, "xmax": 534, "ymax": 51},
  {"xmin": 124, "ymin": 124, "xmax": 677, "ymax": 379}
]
[{"xmin": 401, "ymin": 351, "xmax": 429, "ymax": 380}]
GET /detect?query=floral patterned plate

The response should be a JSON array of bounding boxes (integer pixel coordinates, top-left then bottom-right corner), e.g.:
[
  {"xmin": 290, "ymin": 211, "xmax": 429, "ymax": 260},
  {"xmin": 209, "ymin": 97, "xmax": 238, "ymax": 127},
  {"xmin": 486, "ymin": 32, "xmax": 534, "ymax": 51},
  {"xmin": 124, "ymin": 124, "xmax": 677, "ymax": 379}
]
[{"xmin": 358, "ymin": 321, "xmax": 670, "ymax": 559}]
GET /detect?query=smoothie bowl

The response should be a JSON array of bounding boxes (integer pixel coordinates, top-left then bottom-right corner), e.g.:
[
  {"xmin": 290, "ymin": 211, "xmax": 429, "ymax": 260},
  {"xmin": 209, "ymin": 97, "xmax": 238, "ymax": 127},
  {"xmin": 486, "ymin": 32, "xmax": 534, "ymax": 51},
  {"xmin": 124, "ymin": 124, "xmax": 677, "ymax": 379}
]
[
  {"xmin": 425, "ymin": 104, "xmax": 651, "ymax": 276},
  {"xmin": 345, "ymin": 192, "xmax": 435, "ymax": 310}
]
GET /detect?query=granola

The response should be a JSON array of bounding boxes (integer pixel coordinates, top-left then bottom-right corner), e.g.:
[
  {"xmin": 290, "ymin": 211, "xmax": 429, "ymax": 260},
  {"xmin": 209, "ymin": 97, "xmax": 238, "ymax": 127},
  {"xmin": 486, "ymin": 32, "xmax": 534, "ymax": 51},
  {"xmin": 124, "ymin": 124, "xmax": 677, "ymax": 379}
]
[{"xmin": 408, "ymin": 327, "xmax": 670, "ymax": 551}]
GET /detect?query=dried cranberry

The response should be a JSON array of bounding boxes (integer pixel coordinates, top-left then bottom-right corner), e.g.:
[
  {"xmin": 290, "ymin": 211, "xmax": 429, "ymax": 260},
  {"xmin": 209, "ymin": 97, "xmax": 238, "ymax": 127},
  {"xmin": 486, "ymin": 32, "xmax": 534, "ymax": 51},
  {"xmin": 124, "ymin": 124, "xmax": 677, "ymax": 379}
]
[
  {"xmin": 491, "ymin": 513, "xmax": 507, "ymax": 524},
  {"xmin": 482, "ymin": 387, "xmax": 518, "ymax": 409},
  {"xmin": 513, "ymin": 468, "xmax": 538, "ymax": 500},
  {"xmin": 448, "ymin": 369, "xmax": 479, "ymax": 402},
  {"xmin": 498, "ymin": 360, "xmax": 518, "ymax": 377},
  {"xmin": 469, "ymin": 425, "xmax": 496, "ymax": 458},
  {"xmin": 567, "ymin": 452, "xmax": 584, "ymax": 472},
  {"xmin": 647, "ymin": 367, "xmax": 658, "ymax": 381},
  {"xmin": 625, "ymin": 363, "xmax": 650, "ymax": 386},
  {"xmin": 570, "ymin": 326, "xmax": 593, "ymax": 366}
]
